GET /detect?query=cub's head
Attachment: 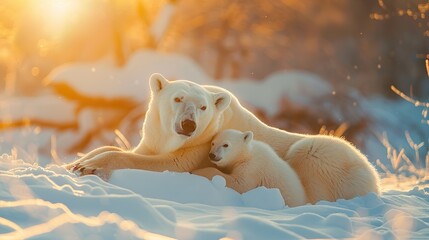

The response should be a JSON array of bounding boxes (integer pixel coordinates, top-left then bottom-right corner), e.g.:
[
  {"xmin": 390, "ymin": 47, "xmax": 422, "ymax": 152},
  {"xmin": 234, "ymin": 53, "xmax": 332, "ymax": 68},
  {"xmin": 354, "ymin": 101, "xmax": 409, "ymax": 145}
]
[
  {"xmin": 146, "ymin": 73, "xmax": 231, "ymax": 152},
  {"xmin": 209, "ymin": 129, "xmax": 253, "ymax": 168}
]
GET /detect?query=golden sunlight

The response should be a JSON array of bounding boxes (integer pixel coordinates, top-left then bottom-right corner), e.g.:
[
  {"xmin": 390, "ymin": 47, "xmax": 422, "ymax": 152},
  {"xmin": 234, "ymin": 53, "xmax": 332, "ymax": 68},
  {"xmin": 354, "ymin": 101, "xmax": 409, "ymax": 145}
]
[
  {"xmin": 36, "ymin": 0, "xmax": 82, "ymax": 35},
  {"xmin": 0, "ymin": 199, "xmax": 176, "ymax": 240},
  {"xmin": 46, "ymin": 0, "xmax": 78, "ymax": 20}
]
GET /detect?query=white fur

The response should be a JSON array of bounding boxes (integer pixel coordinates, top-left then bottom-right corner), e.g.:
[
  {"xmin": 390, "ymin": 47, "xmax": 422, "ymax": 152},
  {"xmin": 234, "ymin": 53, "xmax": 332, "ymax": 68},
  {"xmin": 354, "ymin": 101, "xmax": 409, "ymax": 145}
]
[
  {"xmin": 70, "ymin": 73, "xmax": 381, "ymax": 203},
  {"xmin": 205, "ymin": 129, "xmax": 307, "ymax": 207},
  {"xmin": 285, "ymin": 135, "xmax": 381, "ymax": 203},
  {"xmin": 134, "ymin": 73, "xmax": 231, "ymax": 154},
  {"xmin": 202, "ymin": 84, "xmax": 381, "ymax": 203}
]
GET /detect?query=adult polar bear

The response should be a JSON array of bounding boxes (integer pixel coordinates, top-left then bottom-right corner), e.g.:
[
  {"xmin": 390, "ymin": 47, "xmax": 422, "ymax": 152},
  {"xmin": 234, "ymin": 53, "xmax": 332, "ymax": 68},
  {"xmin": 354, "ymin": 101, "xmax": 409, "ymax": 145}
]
[{"xmin": 68, "ymin": 73, "xmax": 380, "ymax": 203}]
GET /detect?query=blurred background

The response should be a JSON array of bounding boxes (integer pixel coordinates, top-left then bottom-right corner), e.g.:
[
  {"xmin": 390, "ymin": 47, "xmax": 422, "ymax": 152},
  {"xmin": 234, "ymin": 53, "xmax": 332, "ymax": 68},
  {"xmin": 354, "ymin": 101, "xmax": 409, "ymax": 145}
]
[
  {"xmin": 1, "ymin": 0, "xmax": 427, "ymax": 96},
  {"xmin": 0, "ymin": 0, "xmax": 428, "ymax": 176}
]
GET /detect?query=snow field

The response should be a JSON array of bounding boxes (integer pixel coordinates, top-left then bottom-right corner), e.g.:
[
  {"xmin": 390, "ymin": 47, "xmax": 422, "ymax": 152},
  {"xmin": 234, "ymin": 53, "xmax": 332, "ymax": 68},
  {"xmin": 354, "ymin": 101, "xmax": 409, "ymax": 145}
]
[{"xmin": 0, "ymin": 154, "xmax": 428, "ymax": 239}]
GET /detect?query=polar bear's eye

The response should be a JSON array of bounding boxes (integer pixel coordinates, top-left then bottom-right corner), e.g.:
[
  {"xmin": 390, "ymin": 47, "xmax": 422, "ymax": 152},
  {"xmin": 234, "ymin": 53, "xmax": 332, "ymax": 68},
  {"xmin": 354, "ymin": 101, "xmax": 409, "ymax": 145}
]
[
  {"xmin": 223, "ymin": 144, "xmax": 229, "ymax": 148},
  {"xmin": 200, "ymin": 106, "xmax": 207, "ymax": 111},
  {"xmin": 174, "ymin": 97, "xmax": 182, "ymax": 103}
]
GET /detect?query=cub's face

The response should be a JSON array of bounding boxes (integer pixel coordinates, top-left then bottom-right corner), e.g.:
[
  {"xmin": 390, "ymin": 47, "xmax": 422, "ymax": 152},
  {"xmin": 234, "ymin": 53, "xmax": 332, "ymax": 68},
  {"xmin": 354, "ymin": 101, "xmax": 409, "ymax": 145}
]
[
  {"xmin": 209, "ymin": 129, "xmax": 253, "ymax": 168},
  {"xmin": 149, "ymin": 74, "xmax": 231, "ymax": 149}
]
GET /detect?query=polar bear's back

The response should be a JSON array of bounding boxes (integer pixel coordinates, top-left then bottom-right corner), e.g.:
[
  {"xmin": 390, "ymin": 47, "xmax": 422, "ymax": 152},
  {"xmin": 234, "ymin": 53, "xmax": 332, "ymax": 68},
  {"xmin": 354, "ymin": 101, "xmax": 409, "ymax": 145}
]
[
  {"xmin": 249, "ymin": 141, "xmax": 307, "ymax": 207},
  {"xmin": 203, "ymin": 84, "xmax": 305, "ymax": 158},
  {"xmin": 286, "ymin": 135, "xmax": 380, "ymax": 203}
]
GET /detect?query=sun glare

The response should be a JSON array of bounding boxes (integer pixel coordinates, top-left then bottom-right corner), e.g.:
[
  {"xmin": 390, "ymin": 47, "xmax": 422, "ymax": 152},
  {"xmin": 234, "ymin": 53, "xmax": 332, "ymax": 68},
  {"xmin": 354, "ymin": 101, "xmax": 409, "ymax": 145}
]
[
  {"xmin": 34, "ymin": 0, "xmax": 82, "ymax": 36},
  {"xmin": 47, "ymin": 0, "xmax": 76, "ymax": 20}
]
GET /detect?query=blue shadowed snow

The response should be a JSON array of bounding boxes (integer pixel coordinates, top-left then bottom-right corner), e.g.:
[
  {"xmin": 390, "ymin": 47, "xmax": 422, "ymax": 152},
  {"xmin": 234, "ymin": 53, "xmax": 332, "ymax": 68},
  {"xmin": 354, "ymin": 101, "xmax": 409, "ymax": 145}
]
[{"xmin": 0, "ymin": 156, "xmax": 428, "ymax": 239}]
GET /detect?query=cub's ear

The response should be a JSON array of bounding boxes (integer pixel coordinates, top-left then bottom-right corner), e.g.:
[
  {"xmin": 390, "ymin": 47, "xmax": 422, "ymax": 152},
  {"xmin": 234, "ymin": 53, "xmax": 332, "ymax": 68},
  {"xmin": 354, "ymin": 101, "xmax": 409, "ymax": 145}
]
[
  {"xmin": 243, "ymin": 131, "xmax": 253, "ymax": 144},
  {"xmin": 149, "ymin": 73, "xmax": 169, "ymax": 93},
  {"xmin": 213, "ymin": 92, "xmax": 231, "ymax": 112}
]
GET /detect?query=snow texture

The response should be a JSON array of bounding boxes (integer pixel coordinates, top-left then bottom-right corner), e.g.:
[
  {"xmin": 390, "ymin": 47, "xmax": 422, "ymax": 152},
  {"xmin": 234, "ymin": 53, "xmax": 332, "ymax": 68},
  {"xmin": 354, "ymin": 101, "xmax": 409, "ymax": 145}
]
[{"xmin": 0, "ymin": 154, "xmax": 428, "ymax": 239}]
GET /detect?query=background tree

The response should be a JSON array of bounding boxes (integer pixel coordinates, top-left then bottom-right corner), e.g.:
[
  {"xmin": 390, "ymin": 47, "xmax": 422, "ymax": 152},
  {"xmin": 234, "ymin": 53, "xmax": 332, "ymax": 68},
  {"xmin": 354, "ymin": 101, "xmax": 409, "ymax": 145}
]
[{"xmin": 161, "ymin": 0, "xmax": 428, "ymax": 97}]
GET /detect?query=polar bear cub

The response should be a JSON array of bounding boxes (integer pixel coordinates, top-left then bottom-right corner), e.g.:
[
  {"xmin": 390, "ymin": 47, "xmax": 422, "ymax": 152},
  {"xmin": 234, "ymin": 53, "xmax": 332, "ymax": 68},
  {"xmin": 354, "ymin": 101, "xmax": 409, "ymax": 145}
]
[{"xmin": 208, "ymin": 129, "xmax": 307, "ymax": 207}]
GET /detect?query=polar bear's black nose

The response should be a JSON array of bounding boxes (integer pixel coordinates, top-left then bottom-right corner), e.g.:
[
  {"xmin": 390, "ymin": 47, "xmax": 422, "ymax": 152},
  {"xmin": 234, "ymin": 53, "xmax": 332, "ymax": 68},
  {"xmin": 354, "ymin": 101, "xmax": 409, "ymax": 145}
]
[
  {"xmin": 181, "ymin": 119, "xmax": 196, "ymax": 134},
  {"xmin": 209, "ymin": 153, "xmax": 217, "ymax": 161}
]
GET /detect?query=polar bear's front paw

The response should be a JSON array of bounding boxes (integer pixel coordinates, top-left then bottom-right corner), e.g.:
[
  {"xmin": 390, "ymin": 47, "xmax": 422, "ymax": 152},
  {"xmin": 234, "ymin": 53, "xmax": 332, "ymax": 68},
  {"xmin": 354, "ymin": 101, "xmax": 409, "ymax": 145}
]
[
  {"xmin": 63, "ymin": 160, "xmax": 83, "ymax": 171},
  {"xmin": 74, "ymin": 158, "xmax": 113, "ymax": 180}
]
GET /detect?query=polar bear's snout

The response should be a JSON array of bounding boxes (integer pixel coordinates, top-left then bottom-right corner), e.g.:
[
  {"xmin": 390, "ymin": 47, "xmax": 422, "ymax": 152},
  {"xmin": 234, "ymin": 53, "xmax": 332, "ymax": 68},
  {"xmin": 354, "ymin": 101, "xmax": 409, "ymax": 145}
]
[
  {"xmin": 181, "ymin": 119, "xmax": 196, "ymax": 135},
  {"xmin": 209, "ymin": 152, "xmax": 221, "ymax": 162},
  {"xmin": 175, "ymin": 103, "xmax": 197, "ymax": 136}
]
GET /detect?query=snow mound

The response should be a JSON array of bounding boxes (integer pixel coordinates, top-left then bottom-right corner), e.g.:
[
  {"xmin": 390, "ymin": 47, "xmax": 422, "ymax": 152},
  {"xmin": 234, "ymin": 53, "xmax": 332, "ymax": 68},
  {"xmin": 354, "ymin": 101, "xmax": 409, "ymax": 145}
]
[
  {"xmin": 1, "ymin": 155, "xmax": 429, "ymax": 239},
  {"xmin": 109, "ymin": 169, "xmax": 285, "ymax": 210},
  {"xmin": 47, "ymin": 50, "xmax": 332, "ymax": 116},
  {"xmin": 0, "ymin": 95, "xmax": 75, "ymax": 123},
  {"xmin": 47, "ymin": 50, "xmax": 212, "ymax": 100},
  {"xmin": 220, "ymin": 71, "xmax": 332, "ymax": 115}
]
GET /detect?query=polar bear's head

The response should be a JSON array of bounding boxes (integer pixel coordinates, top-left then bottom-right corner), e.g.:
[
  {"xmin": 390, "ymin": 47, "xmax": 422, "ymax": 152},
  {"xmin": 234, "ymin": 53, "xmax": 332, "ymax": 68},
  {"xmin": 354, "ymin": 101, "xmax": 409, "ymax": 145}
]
[
  {"xmin": 143, "ymin": 73, "xmax": 231, "ymax": 153},
  {"xmin": 209, "ymin": 129, "xmax": 253, "ymax": 168}
]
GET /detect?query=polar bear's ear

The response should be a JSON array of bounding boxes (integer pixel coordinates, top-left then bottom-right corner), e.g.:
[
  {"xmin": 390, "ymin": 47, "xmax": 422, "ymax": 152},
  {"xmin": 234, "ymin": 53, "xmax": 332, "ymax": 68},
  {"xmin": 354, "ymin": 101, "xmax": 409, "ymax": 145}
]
[
  {"xmin": 243, "ymin": 131, "xmax": 253, "ymax": 144},
  {"xmin": 149, "ymin": 73, "xmax": 169, "ymax": 93},
  {"xmin": 213, "ymin": 92, "xmax": 231, "ymax": 112}
]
